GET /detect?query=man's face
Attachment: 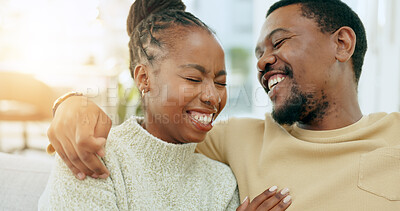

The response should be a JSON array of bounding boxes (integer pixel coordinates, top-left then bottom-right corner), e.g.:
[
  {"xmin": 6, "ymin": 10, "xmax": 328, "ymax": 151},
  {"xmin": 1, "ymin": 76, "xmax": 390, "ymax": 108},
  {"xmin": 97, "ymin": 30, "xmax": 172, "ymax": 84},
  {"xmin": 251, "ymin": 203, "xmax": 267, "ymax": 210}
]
[{"xmin": 255, "ymin": 4, "xmax": 337, "ymax": 125}]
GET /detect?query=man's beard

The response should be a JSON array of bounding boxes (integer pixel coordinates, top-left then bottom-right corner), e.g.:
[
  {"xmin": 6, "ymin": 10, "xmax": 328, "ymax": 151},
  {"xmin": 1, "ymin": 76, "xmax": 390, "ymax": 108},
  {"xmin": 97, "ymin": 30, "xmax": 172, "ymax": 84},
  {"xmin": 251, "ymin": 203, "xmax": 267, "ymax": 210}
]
[
  {"xmin": 263, "ymin": 64, "xmax": 328, "ymax": 125},
  {"xmin": 271, "ymin": 85, "xmax": 329, "ymax": 126},
  {"xmin": 271, "ymin": 85, "xmax": 307, "ymax": 125}
]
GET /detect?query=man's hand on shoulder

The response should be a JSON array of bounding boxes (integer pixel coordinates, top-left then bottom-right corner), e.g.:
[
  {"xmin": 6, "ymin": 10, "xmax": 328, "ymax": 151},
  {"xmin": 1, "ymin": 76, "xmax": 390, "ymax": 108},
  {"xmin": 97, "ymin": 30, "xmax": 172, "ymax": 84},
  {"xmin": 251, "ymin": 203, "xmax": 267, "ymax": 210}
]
[{"xmin": 47, "ymin": 95, "xmax": 112, "ymax": 180}]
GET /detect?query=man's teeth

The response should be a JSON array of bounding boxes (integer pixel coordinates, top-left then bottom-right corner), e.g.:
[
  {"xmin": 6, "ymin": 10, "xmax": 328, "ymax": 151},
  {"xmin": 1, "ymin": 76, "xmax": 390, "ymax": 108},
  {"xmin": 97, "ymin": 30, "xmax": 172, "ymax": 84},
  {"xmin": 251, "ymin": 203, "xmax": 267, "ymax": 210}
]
[
  {"xmin": 268, "ymin": 76, "xmax": 286, "ymax": 90},
  {"xmin": 191, "ymin": 112, "xmax": 213, "ymax": 125}
]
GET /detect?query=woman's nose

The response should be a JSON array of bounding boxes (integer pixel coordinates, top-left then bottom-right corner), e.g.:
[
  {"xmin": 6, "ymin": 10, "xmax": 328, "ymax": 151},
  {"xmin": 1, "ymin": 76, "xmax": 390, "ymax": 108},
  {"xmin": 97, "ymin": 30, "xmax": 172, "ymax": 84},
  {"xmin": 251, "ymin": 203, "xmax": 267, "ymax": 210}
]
[{"xmin": 200, "ymin": 83, "xmax": 221, "ymax": 106}]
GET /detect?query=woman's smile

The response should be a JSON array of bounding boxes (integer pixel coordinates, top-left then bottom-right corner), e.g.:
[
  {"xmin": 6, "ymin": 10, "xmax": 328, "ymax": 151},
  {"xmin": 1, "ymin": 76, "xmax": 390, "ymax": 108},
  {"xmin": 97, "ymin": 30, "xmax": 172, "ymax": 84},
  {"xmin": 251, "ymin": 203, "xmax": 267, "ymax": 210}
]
[{"xmin": 141, "ymin": 29, "xmax": 227, "ymax": 144}]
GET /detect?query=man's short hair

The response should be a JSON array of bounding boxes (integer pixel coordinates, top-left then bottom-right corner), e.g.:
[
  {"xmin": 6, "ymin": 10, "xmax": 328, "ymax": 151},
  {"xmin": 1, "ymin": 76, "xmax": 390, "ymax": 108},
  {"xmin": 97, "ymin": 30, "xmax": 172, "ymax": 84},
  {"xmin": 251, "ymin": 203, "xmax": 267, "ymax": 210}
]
[{"xmin": 267, "ymin": 0, "xmax": 367, "ymax": 84}]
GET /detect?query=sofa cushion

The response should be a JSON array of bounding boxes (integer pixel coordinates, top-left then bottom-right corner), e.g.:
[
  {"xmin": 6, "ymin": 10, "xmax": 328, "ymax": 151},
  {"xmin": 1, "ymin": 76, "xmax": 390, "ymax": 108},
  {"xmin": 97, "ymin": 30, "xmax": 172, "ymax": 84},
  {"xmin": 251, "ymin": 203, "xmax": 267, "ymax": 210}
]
[{"xmin": 0, "ymin": 152, "xmax": 53, "ymax": 211}]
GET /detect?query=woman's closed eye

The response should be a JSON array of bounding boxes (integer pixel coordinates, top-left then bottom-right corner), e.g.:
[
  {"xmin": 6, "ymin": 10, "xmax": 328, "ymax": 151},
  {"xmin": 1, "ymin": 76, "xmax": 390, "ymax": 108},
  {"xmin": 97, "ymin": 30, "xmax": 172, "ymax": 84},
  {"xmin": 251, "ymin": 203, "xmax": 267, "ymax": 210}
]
[{"xmin": 182, "ymin": 76, "xmax": 226, "ymax": 87}]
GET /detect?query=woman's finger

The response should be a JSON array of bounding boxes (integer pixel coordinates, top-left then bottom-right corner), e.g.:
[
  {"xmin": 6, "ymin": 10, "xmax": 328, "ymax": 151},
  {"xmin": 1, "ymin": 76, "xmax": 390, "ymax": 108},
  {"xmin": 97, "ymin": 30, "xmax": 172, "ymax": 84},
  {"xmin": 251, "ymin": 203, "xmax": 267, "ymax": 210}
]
[
  {"xmin": 257, "ymin": 188, "xmax": 290, "ymax": 211},
  {"xmin": 270, "ymin": 195, "xmax": 292, "ymax": 211},
  {"xmin": 247, "ymin": 186, "xmax": 278, "ymax": 210},
  {"xmin": 236, "ymin": 196, "xmax": 249, "ymax": 211}
]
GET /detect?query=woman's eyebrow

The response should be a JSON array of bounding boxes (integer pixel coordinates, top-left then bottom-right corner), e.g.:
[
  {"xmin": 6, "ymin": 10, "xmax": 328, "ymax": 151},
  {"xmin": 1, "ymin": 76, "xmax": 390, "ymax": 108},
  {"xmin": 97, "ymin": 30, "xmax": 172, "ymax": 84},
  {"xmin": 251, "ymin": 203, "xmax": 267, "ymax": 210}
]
[
  {"xmin": 179, "ymin": 64, "xmax": 226, "ymax": 77},
  {"xmin": 179, "ymin": 64, "xmax": 207, "ymax": 74}
]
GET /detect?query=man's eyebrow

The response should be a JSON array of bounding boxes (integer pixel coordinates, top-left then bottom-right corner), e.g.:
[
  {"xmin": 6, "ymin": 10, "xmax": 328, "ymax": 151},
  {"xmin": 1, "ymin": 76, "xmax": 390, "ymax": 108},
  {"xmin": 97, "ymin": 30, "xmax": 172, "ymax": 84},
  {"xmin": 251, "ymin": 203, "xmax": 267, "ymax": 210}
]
[
  {"xmin": 179, "ymin": 64, "xmax": 206, "ymax": 74},
  {"xmin": 267, "ymin": 28, "xmax": 291, "ymax": 40},
  {"xmin": 216, "ymin": 70, "xmax": 227, "ymax": 77},
  {"xmin": 255, "ymin": 46, "xmax": 262, "ymax": 55},
  {"xmin": 255, "ymin": 28, "xmax": 291, "ymax": 54}
]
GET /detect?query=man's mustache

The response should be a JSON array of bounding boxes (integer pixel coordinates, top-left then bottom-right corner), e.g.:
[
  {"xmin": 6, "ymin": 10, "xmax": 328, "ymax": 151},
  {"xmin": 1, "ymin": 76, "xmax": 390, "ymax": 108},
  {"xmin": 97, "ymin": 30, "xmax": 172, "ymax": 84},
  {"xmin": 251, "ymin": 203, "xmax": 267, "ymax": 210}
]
[{"xmin": 260, "ymin": 64, "xmax": 293, "ymax": 78}]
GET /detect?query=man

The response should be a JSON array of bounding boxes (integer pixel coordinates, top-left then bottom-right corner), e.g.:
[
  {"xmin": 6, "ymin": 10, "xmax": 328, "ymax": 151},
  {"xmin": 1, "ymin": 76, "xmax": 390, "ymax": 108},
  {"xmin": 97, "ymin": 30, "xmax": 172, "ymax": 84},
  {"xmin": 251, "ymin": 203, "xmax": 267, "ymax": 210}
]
[{"xmin": 48, "ymin": 0, "xmax": 400, "ymax": 210}]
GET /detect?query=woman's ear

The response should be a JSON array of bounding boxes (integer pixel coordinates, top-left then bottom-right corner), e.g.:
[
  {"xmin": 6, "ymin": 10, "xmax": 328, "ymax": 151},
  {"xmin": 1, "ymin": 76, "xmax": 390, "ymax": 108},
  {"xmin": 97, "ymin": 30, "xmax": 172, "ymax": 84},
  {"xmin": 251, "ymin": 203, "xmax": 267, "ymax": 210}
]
[
  {"xmin": 333, "ymin": 26, "xmax": 356, "ymax": 63},
  {"xmin": 133, "ymin": 64, "xmax": 150, "ymax": 92}
]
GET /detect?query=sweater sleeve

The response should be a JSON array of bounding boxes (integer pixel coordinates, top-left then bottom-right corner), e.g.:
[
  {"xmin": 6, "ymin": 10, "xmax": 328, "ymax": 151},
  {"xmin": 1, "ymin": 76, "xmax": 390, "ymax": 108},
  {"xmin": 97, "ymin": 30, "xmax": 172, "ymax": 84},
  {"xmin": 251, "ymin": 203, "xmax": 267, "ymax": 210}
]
[
  {"xmin": 225, "ymin": 187, "xmax": 240, "ymax": 211},
  {"xmin": 38, "ymin": 155, "xmax": 120, "ymax": 210}
]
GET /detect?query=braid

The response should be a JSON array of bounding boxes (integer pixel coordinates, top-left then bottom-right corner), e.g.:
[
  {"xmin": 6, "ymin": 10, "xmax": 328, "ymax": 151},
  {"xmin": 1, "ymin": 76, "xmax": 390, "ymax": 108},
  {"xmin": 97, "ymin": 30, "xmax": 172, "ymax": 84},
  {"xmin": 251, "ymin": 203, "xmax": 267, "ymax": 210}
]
[
  {"xmin": 127, "ymin": 0, "xmax": 186, "ymax": 36},
  {"xmin": 127, "ymin": 0, "xmax": 214, "ymax": 78}
]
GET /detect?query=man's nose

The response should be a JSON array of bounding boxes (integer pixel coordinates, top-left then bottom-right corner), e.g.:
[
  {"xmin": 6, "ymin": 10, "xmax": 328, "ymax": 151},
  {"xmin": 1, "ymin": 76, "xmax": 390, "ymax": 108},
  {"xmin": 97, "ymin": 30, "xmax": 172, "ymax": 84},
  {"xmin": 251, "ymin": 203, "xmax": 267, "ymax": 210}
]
[{"xmin": 257, "ymin": 52, "xmax": 277, "ymax": 73}]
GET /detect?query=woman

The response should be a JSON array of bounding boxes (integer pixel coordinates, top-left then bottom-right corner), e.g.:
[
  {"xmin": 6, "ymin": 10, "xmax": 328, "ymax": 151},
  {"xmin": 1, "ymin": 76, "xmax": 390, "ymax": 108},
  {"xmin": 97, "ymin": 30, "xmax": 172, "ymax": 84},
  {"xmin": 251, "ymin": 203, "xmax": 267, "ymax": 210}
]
[{"xmin": 40, "ymin": 0, "xmax": 292, "ymax": 210}]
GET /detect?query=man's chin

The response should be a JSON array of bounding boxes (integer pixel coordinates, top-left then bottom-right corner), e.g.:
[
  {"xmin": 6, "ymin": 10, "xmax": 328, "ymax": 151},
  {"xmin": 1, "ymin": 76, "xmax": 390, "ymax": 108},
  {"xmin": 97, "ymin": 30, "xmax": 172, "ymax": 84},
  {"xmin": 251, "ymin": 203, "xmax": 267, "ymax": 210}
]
[
  {"xmin": 271, "ymin": 107, "xmax": 300, "ymax": 125},
  {"xmin": 271, "ymin": 91, "xmax": 307, "ymax": 125}
]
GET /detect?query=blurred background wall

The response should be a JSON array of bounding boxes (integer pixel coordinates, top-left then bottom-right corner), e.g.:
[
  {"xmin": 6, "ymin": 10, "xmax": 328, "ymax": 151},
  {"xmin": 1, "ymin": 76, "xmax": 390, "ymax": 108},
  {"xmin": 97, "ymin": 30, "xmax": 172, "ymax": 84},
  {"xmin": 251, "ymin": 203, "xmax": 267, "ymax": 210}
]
[{"xmin": 0, "ymin": 0, "xmax": 399, "ymax": 153}]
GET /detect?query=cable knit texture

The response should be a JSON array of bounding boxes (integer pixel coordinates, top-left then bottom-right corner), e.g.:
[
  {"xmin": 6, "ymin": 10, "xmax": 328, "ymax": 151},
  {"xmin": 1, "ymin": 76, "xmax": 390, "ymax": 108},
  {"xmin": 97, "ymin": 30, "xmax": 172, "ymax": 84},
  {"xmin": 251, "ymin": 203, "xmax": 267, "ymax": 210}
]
[{"xmin": 39, "ymin": 116, "xmax": 239, "ymax": 210}]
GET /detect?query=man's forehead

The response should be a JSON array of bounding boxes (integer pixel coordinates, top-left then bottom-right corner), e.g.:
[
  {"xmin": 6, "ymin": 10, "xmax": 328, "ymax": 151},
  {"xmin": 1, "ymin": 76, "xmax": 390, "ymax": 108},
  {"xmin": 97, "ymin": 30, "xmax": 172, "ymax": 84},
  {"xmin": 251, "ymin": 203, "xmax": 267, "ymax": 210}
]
[{"xmin": 264, "ymin": 4, "xmax": 302, "ymax": 33}]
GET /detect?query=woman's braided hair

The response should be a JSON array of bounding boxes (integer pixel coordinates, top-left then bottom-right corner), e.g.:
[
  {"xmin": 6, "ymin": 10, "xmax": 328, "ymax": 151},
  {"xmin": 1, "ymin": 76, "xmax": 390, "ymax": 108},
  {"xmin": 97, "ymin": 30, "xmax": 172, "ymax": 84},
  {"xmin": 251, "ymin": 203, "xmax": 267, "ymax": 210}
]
[{"xmin": 127, "ymin": 0, "xmax": 214, "ymax": 78}]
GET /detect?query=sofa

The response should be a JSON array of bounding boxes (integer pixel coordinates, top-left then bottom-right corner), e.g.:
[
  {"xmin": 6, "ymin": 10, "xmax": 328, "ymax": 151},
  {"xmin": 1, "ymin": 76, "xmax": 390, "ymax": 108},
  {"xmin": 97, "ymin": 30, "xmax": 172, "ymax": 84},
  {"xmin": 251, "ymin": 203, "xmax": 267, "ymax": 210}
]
[{"xmin": 0, "ymin": 152, "xmax": 54, "ymax": 211}]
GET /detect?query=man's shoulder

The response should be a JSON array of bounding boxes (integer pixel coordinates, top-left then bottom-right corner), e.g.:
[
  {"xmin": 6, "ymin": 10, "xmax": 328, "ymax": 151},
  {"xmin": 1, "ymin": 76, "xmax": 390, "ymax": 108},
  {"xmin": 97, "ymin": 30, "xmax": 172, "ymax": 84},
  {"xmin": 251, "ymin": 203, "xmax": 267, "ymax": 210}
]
[
  {"xmin": 205, "ymin": 113, "xmax": 278, "ymax": 145},
  {"xmin": 366, "ymin": 112, "xmax": 400, "ymax": 125},
  {"xmin": 382, "ymin": 112, "xmax": 400, "ymax": 119},
  {"xmin": 213, "ymin": 113, "xmax": 274, "ymax": 129}
]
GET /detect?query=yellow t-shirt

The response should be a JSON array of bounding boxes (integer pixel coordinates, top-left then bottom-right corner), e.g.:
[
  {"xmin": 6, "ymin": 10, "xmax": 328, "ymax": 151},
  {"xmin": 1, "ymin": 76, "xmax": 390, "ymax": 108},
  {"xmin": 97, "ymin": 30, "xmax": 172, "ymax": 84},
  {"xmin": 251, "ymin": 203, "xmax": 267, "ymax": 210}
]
[{"xmin": 197, "ymin": 112, "xmax": 400, "ymax": 210}]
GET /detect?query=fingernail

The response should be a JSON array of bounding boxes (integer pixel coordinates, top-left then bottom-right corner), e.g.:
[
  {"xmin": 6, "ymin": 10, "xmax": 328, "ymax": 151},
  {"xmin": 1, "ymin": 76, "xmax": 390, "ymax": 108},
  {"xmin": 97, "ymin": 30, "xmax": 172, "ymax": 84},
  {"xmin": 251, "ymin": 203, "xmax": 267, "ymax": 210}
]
[
  {"xmin": 241, "ymin": 196, "xmax": 248, "ymax": 204},
  {"xmin": 91, "ymin": 173, "xmax": 99, "ymax": 178},
  {"xmin": 77, "ymin": 173, "xmax": 85, "ymax": 180},
  {"xmin": 281, "ymin": 187, "xmax": 290, "ymax": 195},
  {"xmin": 283, "ymin": 195, "xmax": 292, "ymax": 204},
  {"xmin": 99, "ymin": 173, "xmax": 108, "ymax": 179},
  {"xmin": 268, "ymin": 185, "xmax": 278, "ymax": 192}
]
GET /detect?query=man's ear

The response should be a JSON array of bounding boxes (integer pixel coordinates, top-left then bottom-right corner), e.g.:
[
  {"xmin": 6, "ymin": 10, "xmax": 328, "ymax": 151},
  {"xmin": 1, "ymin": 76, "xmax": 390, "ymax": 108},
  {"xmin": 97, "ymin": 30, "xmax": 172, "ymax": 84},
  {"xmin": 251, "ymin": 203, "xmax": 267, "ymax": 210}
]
[
  {"xmin": 133, "ymin": 64, "xmax": 150, "ymax": 92},
  {"xmin": 333, "ymin": 26, "xmax": 356, "ymax": 63}
]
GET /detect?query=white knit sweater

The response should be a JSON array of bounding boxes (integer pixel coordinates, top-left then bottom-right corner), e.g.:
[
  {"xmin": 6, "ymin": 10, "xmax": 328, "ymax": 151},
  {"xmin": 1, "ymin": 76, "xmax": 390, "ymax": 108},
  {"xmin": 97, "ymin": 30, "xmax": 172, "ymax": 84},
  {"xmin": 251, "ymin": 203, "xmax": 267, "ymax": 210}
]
[{"xmin": 39, "ymin": 116, "xmax": 239, "ymax": 210}]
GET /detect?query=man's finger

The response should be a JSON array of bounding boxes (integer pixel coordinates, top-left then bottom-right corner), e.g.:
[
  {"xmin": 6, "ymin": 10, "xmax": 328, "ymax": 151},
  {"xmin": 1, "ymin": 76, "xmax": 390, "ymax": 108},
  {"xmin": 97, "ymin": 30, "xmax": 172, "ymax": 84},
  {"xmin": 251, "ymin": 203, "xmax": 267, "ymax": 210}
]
[
  {"xmin": 94, "ymin": 137, "xmax": 107, "ymax": 157},
  {"xmin": 77, "ymin": 138, "xmax": 109, "ymax": 178},
  {"xmin": 49, "ymin": 138, "xmax": 83, "ymax": 179},
  {"xmin": 74, "ymin": 109, "xmax": 98, "ymax": 150},
  {"xmin": 94, "ymin": 110, "xmax": 112, "ymax": 139},
  {"xmin": 61, "ymin": 136, "xmax": 94, "ymax": 176}
]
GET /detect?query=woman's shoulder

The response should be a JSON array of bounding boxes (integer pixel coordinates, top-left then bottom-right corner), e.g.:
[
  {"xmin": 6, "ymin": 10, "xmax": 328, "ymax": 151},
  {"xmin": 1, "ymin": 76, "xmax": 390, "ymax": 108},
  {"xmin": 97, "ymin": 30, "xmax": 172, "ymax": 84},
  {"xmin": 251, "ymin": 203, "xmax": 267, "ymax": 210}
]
[
  {"xmin": 107, "ymin": 116, "xmax": 139, "ymax": 140},
  {"xmin": 105, "ymin": 116, "xmax": 143, "ymax": 152},
  {"xmin": 188, "ymin": 153, "xmax": 238, "ymax": 208}
]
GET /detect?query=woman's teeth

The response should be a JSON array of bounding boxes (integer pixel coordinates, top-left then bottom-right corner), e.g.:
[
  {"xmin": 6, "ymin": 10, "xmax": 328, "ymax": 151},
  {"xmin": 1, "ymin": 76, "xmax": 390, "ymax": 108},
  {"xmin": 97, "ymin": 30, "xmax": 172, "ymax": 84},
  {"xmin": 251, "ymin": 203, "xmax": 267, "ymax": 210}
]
[
  {"xmin": 268, "ymin": 76, "xmax": 286, "ymax": 90},
  {"xmin": 189, "ymin": 111, "xmax": 213, "ymax": 125}
]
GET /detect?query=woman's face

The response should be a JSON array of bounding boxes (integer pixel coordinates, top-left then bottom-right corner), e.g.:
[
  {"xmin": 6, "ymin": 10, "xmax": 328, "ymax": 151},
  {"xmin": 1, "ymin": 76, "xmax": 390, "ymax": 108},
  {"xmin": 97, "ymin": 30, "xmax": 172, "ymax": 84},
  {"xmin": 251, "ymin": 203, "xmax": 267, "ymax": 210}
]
[{"xmin": 144, "ymin": 29, "xmax": 227, "ymax": 144}]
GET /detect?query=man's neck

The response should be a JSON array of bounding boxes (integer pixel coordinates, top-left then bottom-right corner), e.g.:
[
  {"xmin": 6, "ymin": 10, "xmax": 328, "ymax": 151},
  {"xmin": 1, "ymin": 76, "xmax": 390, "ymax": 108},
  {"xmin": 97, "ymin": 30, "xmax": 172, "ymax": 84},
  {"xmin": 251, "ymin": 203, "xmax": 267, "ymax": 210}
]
[
  {"xmin": 297, "ymin": 107, "xmax": 362, "ymax": 130},
  {"xmin": 296, "ymin": 90, "xmax": 363, "ymax": 131}
]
